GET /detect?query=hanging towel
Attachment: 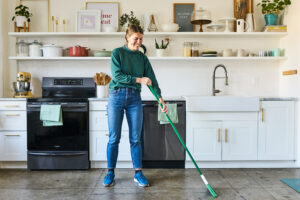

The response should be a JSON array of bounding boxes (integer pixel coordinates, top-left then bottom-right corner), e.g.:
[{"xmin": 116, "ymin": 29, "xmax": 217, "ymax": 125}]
[
  {"xmin": 40, "ymin": 105, "xmax": 63, "ymax": 126},
  {"xmin": 158, "ymin": 103, "xmax": 178, "ymax": 124}
]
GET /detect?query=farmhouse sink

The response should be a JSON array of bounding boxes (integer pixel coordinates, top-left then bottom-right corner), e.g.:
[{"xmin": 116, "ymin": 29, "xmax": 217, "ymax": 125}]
[{"xmin": 185, "ymin": 96, "xmax": 259, "ymax": 112}]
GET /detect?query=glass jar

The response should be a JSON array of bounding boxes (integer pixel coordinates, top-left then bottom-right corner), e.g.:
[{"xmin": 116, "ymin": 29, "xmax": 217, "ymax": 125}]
[
  {"xmin": 192, "ymin": 42, "xmax": 200, "ymax": 57},
  {"xmin": 183, "ymin": 42, "xmax": 192, "ymax": 57},
  {"xmin": 191, "ymin": 8, "xmax": 211, "ymax": 21},
  {"xmin": 16, "ymin": 40, "xmax": 29, "ymax": 57}
]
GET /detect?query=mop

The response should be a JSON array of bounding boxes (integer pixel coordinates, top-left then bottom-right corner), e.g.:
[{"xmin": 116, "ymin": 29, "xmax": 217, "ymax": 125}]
[{"xmin": 148, "ymin": 85, "xmax": 218, "ymax": 198}]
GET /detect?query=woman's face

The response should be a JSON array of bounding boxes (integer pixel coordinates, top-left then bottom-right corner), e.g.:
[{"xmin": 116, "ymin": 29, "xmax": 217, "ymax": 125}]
[{"xmin": 126, "ymin": 33, "xmax": 143, "ymax": 51}]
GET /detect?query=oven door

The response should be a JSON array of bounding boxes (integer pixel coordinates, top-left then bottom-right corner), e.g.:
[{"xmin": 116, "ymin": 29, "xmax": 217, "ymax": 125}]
[{"xmin": 27, "ymin": 102, "xmax": 89, "ymax": 151}]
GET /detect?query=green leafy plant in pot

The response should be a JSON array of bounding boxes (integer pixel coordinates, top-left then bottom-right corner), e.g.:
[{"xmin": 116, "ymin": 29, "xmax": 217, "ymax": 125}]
[
  {"xmin": 11, "ymin": 4, "xmax": 33, "ymax": 27},
  {"xmin": 155, "ymin": 38, "xmax": 170, "ymax": 57},
  {"xmin": 120, "ymin": 11, "xmax": 141, "ymax": 31},
  {"xmin": 257, "ymin": 0, "xmax": 291, "ymax": 25}
]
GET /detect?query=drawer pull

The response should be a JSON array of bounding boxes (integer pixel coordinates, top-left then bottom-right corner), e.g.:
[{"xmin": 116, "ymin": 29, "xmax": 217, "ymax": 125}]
[
  {"xmin": 225, "ymin": 128, "xmax": 228, "ymax": 143},
  {"xmin": 218, "ymin": 128, "xmax": 221, "ymax": 143},
  {"xmin": 4, "ymin": 134, "xmax": 20, "ymax": 136},
  {"xmin": 5, "ymin": 114, "xmax": 20, "ymax": 117},
  {"xmin": 105, "ymin": 133, "xmax": 109, "ymax": 136},
  {"xmin": 261, "ymin": 108, "xmax": 264, "ymax": 122},
  {"xmin": 4, "ymin": 105, "xmax": 19, "ymax": 107}
]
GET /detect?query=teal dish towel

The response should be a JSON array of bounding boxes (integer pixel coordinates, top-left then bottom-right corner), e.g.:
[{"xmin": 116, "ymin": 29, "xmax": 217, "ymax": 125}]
[
  {"xmin": 40, "ymin": 105, "xmax": 63, "ymax": 126},
  {"xmin": 158, "ymin": 103, "xmax": 178, "ymax": 124}
]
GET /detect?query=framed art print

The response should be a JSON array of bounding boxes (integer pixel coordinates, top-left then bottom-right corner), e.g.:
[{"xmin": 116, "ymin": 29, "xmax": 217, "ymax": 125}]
[
  {"xmin": 76, "ymin": 10, "xmax": 101, "ymax": 32},
  {"xmin": 86, "ymin": 2, "xmax": 119, "ymax": 32},
  {"xmin": 173, "ymin": 3, "xmax": 195, "ymax": 32}
]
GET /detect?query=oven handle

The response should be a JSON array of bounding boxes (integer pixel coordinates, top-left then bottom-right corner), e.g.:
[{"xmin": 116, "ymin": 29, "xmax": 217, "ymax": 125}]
[
  {"xmin": 28, "ymin": 152, "xmax": 87, "ymax": 156},
  {"xmin": 142, "ymin": 103, "xmax": 184, "ymax": 107},
  {"xmin": 27, "ymin": 104, "xmax": 88, "ymax": 108}
]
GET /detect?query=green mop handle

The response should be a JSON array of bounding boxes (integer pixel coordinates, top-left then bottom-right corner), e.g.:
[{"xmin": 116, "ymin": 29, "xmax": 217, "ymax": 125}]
[{"xmin": 147, "ymin": 85, "xmax": 203, "ymax": 176}]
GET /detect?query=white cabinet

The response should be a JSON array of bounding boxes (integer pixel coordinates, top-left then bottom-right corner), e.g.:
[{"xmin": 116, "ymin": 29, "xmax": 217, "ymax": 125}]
[
  {"xmin": 0, "ymin": 100, "xmax": 27, "ymax": 161},
  {"xmin": 258, "ymin": 101, "xmax": 295, "ymax": 160},
  {"xmin": 186, "ymin": 112, "xmax": 258, "ymax": 161},
  {"xmin": 89, "ymin": 100, "xmax": 131, "ymax": 161}
]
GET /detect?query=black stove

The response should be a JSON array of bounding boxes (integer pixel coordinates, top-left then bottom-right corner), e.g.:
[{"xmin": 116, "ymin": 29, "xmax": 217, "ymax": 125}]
[{"xmin": 27, "ymin": 77, "xmax": 96, "ymax": 170}]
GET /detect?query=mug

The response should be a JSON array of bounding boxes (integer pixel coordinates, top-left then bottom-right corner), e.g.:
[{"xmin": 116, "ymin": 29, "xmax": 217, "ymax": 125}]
[
  {"xmin": 237, "ymin": 49, "xmax": 246, "ymax": 57},
  {"xmin": 272, "ymin": 48, "xmax": 281, "ymax": 57},
  {"xmin": 223, "ymin": 49, "xmax": 233, "ymax": 57},
  {"xmin": 236, "ymin": 19, "xmax": 249, "ymax": 32}
]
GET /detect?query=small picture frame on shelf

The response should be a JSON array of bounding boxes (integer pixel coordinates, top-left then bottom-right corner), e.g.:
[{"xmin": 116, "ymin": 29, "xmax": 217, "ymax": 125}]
[
  {"xmin": 173, "ymin": 3, "xmax": 195, "ymax": 32},
  {"xmin": 85, "ymin": 2, "xmax": 119, "ymax": 32},
  {"xmin": 76, "ymin": 10, "xmax": 101, "ymax": 32}
]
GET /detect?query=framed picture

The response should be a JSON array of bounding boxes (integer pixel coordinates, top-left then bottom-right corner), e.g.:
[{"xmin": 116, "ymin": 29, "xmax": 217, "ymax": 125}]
[
  {"xmin": 76, "ymin": 10, "xmax": 101, "ymax": 32},
  {"xmin": 85, "ymin": 2, "xmax": 119, "ymax": 32},
  {"xmin": 173, "ymin": 3, "xmax": 195, "ymax": 32}
]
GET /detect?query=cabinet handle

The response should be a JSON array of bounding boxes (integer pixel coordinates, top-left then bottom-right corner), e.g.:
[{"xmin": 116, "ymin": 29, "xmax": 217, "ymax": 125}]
[
  {"xmin": 4, "ymin": 105, "xmax": 19, "ymax": 107},
  {"xmin": 105, "ymin": 133, "xmax": 109, "ymax": 136},
  {"xmin": 225, "ymin": 128, "xmax": 228, "ymax": 143},
  {"xmin": 261, "ymin": 108, "xmax": 264, "ymax": 122},
  {"xmin": 218, "ymin": 128, "xmax": 221, "ymax": 143},
  {"xmin": 5, "ymin": 114, "xmax": 20, "ymax": 117},
  {"xmin": 4, "ymin": 134, "xmax": 20, "ymax": 136}
]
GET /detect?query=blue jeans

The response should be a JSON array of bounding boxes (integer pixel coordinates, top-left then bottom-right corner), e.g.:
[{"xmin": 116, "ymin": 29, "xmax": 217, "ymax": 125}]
[{"xmin": 107, "ymin": 87, "xmax": 143, "ymax": 169}]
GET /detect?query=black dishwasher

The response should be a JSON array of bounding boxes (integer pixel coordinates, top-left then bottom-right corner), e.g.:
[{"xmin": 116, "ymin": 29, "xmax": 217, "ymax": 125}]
[{"xmin": 142, "ymin": 101, "xmax": 186, "ymax": 168}]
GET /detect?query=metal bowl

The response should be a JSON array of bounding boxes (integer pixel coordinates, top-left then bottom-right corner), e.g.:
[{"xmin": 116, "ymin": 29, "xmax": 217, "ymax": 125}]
[{"xmin": 13, "ymin": 81, "xmax": 30, "ymax": 94}]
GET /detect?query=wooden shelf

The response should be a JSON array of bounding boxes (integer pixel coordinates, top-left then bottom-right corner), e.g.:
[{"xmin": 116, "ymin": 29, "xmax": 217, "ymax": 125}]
[
  {"xmin": 9, "ymin": 56, "xmax": 287, "ymax": 61},
  {"xmin": 8, "ymin": 32, "xmax": 287, "ymax": 38}
]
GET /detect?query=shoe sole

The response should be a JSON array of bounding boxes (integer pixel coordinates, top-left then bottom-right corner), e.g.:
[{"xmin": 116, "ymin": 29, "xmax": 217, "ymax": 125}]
[
  {"xmin": 134, "ymin": 178, "xmax": 150, "ymax": 187},
  {"xmin": 103, "ymin": 180, "xmax": 115, "ymax": 187}
]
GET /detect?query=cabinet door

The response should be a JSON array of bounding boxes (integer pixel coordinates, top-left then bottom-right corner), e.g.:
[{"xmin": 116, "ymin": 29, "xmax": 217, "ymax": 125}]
[
  {"xmin": 258, "ymin": 101, "xmax": 295, "ymax": 160},
  {"xmin": 222, "ymin": 121, "xmax": 258, "ymax": 160},
  {"xmin": 90, "ymin": 130, "xmax": 131, "ymax": 161},
  {"xmin": 187, "ymin": 120, "xmax": 221, "ymax": 161},
  {"xmin": 0, "ymin": 131, "xmax": 27, "ymax": 161}
]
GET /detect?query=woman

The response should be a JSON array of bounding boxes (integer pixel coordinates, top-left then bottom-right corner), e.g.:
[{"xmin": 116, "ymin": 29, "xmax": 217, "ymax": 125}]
[{"xmin": 103, "ymin": 24, "xmax": 167, "ymax": 187}]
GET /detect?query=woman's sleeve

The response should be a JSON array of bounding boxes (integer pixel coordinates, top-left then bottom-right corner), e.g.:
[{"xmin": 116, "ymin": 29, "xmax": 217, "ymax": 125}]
[
  {"xmin": 144, "ymin": 57, "xmax": 162, "ymax": 98},
  {"xmin": 111, "ymin": 49, "xmax": 137, "ymax": 84}
]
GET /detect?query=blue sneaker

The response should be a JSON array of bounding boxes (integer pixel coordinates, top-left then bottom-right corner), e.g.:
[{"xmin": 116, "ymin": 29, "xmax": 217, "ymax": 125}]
[
  {"xmin": 134, "ymin": 171, "xmax": 150, "ymax": 187},
  {"xmin": 103, "ymin": 171, "xmax": 115, "ymax": 187}
]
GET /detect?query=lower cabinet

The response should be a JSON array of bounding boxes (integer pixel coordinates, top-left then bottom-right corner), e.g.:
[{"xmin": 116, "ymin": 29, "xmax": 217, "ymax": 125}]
[
  {"xmin": 186, "ymin": 112, "xmax": 258, "ymax": 161},
  {"xmin": 0, "ymin": 131, "xmax": 27, "ymax": 161},
  {"xmin": 258, "ymin": 101, "xmax": 295, "ymax": 160}
]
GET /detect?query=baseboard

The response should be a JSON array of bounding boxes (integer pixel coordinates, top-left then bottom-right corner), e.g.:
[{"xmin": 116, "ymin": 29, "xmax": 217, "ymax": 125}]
[{"xmin": 0, "ymin": 162, "xmax": 27, "ymax": 169}]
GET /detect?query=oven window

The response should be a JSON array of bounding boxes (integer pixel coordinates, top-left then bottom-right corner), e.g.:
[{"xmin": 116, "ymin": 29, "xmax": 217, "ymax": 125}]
[{"xmin": 27, "ymin": 109, "xmax": 88, "ymax": 151}]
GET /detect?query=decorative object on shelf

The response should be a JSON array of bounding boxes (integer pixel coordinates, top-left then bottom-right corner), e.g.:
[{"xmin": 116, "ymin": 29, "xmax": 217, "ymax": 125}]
[
  {"xmin": 234, "ymin": 0, "xmax": 248, "ymax": 20},
  {"xmin": 51, "ymin": 16, "xmax": 55, "ymax": 32},
  {"xmin": 173, "ymin": 3, "xmax": 195, "ymax": 32},
  {"xmin": 12, "ymin": 4, "xmax": 32, "ymax": 32},
  {"xmin": 120, "ymin": 11, "xmax": 141, "ymax": 31},
  {"xmin": 93, "ymin": 49, "xmax": 112, "ymax": 57},
  {"xmin": 219, "ymin": 17, "xmax": 236, "ymax": 32},
  {"xmin": 245, "ymin": 0, "xmax": 256, "ymax": 32},
  {"xmin": 257, "ymin": 0, "xmax": 291, "ymax": 25},
  {"xmin": 76, "ymin": 10, "xmax": 101, "ymax": 32},
  {"xmin": 192, "ymin": 42, "xmax": 200, "ymax": 57},
  {"xmin": 160, "ymin": 23, "xmax": 179, "ymax": 32},
  {"xmin": 94, "ymin": 72, "xmax": 111, "ymax": 98},
  {"xmin": 148, "ymin": 14, "xmax": 158, "ymax": 32},
  {"xmin": 263, "ymin": 25, "xmax": 287, "ymax": 32},
  {"xmin": 69, "ymin": 45, "xmax": 89, "ymax": 57},
  {"xmin": 63, "ymin": 19, "xmax": 66, "ymax": 32},
  {"xmin": 206, "ymin": 24, "xmax": 225, "ymax": 32},
  {"xmin": 16, "ymin": 40, "xmax": 29, "ymax": 57},
  {"xmin": 236, "ymin": 19, "xmax": 249, "ymax": 32},
  {"xmin": 55, "ymin": 18, "xmax": 58, "ymax": 32},
  {"xmin": 86, "ymin": 2, "xmax": 119, "ymax": 32},
  {"xmin": 155, "ymin": 38, "xmax": 170, "ymax": 57},
  {"xmin": 183, "ymin": 42, "xmax": 192, "ymax": 57},
  {"xmin": 143, "ymin": 13, "xmax": 152, "ymax": 32},
  {"xmin": 29, "ymin": 40, "xmax": 42, "ymax": 57},
  {"xmin": 41, "ymin": 44, "xmax": 63, "ymax": 57},
  {"xmin": 191, "ymin": 7, "xmax": 212, "ymax": 32}
]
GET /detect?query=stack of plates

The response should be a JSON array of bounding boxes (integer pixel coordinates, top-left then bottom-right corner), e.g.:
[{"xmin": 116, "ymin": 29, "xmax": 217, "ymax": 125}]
[{"xmin": 202, "ymin": 51, "xmax": 218, "ymax": 57}]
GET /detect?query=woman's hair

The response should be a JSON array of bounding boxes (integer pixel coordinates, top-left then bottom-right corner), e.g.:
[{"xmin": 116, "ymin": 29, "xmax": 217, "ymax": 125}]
[{"xmin": 125, "ymin": 24, "xmax": 144, "ymax": 42}]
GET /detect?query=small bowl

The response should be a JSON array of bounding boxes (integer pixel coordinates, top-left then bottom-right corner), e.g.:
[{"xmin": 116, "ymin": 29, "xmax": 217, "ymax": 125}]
[
  {"xmin": 103, "ymin": 27, "xmax": 118, "ymax": 32},
  {"xmin": 94, "ymin": 49, "xmax": 112, "ymax": 57},
  {"xmin": 160, "ymin": 23, "xmax": 179, "ymax": 32}
]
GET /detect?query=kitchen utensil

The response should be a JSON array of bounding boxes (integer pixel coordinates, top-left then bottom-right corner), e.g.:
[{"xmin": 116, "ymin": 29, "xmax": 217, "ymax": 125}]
[
  {"xmin": 69, "ymin": 46, "xmax": 89, "ymax": 57},
  {"xmin": 191, "ymin": 8, "xmax": 212, "ymax": 32},
  {"xmin": 236, "ymin": 19, "xmax": 249, "ymax": 32},
  {"xmin": 147, "ymin": 85, "xmax": 218, "ymax": 198},
  {"xmin": 160, "ymin": 23, "xmax": 179, "ymax": 32},
  {"xmin": 29, "ymin": 40, "xmax": 42, "ymax": 57},
  {"xmin": 16, "ymin": 40, "xmax": 29, "ymax": 57},
  {"xmin": 41, "ymin": 44, "xmax": 63, "ymax": 57},
  {"xmin": 93, "ymin": 49, "xmax": 112, "ymax": 57},
  {"xmin": 219, "ymin": 17, "xmax": 236, "ymax": 32}
]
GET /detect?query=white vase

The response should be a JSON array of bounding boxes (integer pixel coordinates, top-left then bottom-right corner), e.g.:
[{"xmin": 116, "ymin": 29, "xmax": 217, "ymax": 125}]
[
  {"xmin": 156, "ymin": 49, "xmax": 167, "ymax": 57},
  {"xmin": 97, "ymin": 85, "xmax": 109, "ymax": 98},
  {"xmin": 15, "ymin": 16, "xmax": 27, "ymax": 27}
]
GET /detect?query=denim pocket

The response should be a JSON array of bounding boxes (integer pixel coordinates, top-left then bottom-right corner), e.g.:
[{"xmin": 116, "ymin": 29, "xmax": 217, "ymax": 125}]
[{"xmin": 109, "ymin": 88, "xmax": 121, "ymax": 95}]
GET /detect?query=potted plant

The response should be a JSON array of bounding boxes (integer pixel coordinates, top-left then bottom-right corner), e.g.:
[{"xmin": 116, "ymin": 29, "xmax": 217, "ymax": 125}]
[
  {"xmin": 120, "ymin": 11, "xmax": 141, "ymax": 31},
  {"xmin": 12, "ymin": 4, "xmax": 33, "ymax": 27},
  {"xmin": 257, "ymin": 0, "xmax": 291, "ymax": 25},
  {"xmin": 155, "ymin": 38, "xmax": 170, "ymax": 57}
]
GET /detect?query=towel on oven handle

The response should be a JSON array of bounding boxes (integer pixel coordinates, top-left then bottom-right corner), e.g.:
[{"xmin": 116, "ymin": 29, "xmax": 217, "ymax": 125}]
[
  {"xmin": 158, "ymin": 103, "xmax": 178, "ymax": 124},
  {"xmin": 40, "ymin": 104, "xmax": 63, "ymax": 126}
]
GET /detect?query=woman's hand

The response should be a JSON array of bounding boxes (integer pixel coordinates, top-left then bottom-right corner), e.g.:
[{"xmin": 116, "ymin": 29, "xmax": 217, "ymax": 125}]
[
  {"xmin": 136, "ymin": 77, "xmax": 152, "ymax": 86},
  {"xmin": 159, "ymin": 98, "xmax": 167, "ymax": 113}
]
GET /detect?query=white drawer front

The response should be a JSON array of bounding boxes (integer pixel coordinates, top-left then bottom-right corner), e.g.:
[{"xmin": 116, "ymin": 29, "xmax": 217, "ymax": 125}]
[
  {"xmin": 89, "ymin": 101, "xmax": 108, "ymax": 111},
  {"xmin": 0, "ymin": 111, "xmax": 27, "ymax": 130},
  {"xmin": 90, "ymin": 111, "xmax": 128, "ymax": 131},
  {"xmin": 0, "ymin": 101, "xmax": 26, "ymax": 111}
]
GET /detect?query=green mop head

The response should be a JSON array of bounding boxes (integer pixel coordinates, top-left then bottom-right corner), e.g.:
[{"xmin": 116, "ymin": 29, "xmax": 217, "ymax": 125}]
[{"xmin": 207, "ymin": 184, "xmax": 218, "ymax": 198}]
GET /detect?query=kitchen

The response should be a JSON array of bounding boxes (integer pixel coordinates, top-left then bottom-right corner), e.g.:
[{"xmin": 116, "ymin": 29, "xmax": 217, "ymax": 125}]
[{"xmin": 0, "ymin": 0, "xmax": 300, "ymax": 199}]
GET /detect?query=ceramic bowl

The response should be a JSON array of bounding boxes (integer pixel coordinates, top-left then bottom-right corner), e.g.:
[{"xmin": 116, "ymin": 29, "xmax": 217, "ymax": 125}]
[
  {"xmin": 160, "ymin": 23, "xmax": 179, "ymax": 32},
  {"xmin": 93, "ymin": 49, "xmax": 112, "ymax": 57}
]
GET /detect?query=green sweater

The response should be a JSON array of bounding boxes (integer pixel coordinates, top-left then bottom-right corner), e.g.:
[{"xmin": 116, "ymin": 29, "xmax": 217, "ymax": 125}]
[{"xmin": 109, "ymin": 45, "xmax": 162, "ymax": 98}]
